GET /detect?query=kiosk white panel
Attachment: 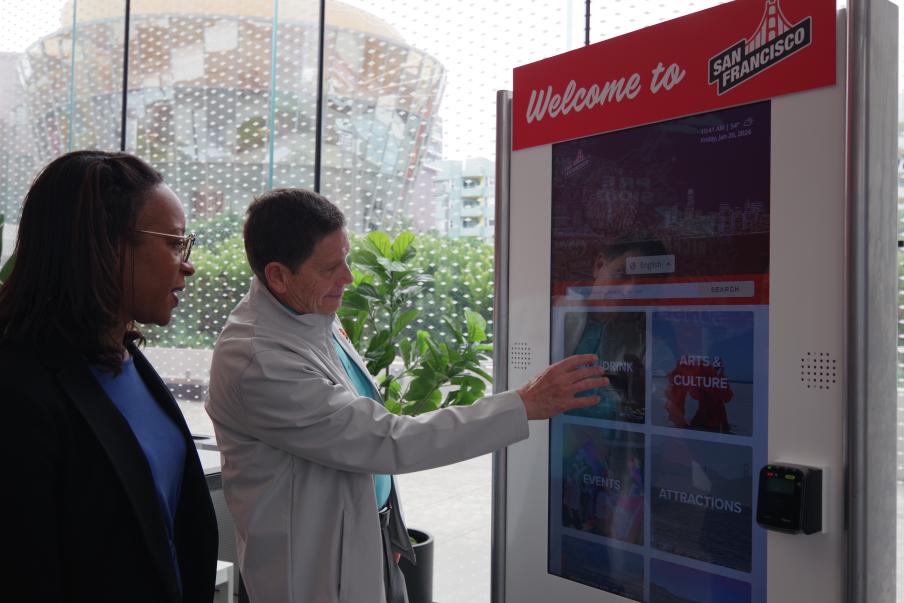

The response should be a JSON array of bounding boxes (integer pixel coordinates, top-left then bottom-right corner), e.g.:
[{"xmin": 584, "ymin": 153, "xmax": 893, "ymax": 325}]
[
  {"xmin": 500, "ymin": 5, "xmax": 851, "ymax": 602},
  {"xmin": 765, "ymin": 16, "xmax": 846, "ymax": 601}
]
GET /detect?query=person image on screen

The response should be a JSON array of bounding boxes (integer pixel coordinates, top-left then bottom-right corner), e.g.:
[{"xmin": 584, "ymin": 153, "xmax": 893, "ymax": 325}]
[
  {"xmin": 664, "ymin": 357, "xmax": 734, "ymax": 432},
  {"xmin": 205, "ymin": 188, "xmax": 610, "ymax": 603},
  {"xmin": 565, "ymin": 239, "xmax": 668, "ymax": 422},
  {"xmin": 0, "ymin": 150, "xmax": 219, "ymax": 602}
]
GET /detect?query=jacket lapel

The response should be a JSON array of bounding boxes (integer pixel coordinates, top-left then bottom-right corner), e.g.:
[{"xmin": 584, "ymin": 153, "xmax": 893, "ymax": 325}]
[
  {"xmin": 52, "ymin": 347, "xmax": 183, "ymax": 602},
  {"xmin": 332, "ymin": 322, "xmax": 385, "ymax": 404}
]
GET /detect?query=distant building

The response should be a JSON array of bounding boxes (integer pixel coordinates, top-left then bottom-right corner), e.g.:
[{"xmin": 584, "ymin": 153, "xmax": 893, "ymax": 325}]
[{"xmin": 434, "ymin": 157, "xmax": 495, "ymax": 238}]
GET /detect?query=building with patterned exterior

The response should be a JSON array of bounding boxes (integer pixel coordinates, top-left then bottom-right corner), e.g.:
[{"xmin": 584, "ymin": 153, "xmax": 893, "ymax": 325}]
[{"xmin": 0, "ymin": 0, "xmax": 446, "ymax": 233}]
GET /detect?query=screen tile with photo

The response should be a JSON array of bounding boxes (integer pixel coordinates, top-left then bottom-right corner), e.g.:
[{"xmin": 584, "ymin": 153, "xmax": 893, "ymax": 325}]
[
  {"xmin": 559, "ymin": 535, "xmax": 644, "ymax": 602},
  {"xmin": 561, "ymin": 424, "xmax": 645, "ymax": 544},
  {"xmin": 650, "ymin": 558, "xmax": 751, "ymax": 603},
  {"xmin": 651, "ymin": 436, "xmax": 753, "ymax": 572},
  {"xmin": 548, "ymin": 101, "xmax": 768, "ymax": 603},
  {"xmin": 651, "ymin": 311, "xmax": 755, "ymax": 435},
  {"xmin": 563, "ymin": 311, "xmax": 646, "ymax": 423}
]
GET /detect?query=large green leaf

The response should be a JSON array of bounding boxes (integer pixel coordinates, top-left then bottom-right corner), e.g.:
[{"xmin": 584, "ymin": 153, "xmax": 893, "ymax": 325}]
[
  {"xmin": 416, "ymin": 330, "xmax": 431, "ymax": 356},
  {"xmin": 448, "ymin": 387, "xmax": 482, "ymax": 407},
  {"xmin": 377, "ymin": 374, "xmax": 402, "ymax": 406},
  {"xmin": 339, "ymin": 313, "xmax": 366, "ymax": 348},
  {"xmin": 350, "ymin": 269, "xmax": 369, "ymax": 286},
  {"xmin": 390, "ymin": 231, "xmax": 415, "ymax": 261},
  {"xmin": 469, "ymin": 365, "xmax": 494, "ymax": 382},
  {"xmin": 403, "ymin": 373, "xmax": 440, "ymax": 402},
  {"xmin": 376, "ymin": 256, "xmax": 409, "ymax": 273},
  {"xmin": 350, "ymin": 249, "xmax": 380, "ymax": 269},
  {"xmin": 436, "ymin": 342, "xmax": 451, "ymax": 369},
  {"xmin": 367, "ymin": 347, "xmax": 397, "ymax": 376},
  {"xmin": 464, "ymin": 308, "xmax": 487, "ymax": 343},
  {"xmin": 386, "ymin": 378, "xmax": 402, "ymax": 402},
  {"xmin": 399, "ymin": 338, "xmax": 413, "ymax": 366},
  {"xmin": 404, "ymin": 389, "xmax": 442, "ymax": 415},
  {"xmin": 354, "ymin": 282, "xmax": 383, "ymax": 302},
  {"xmin": 340, "ymin": 290, "xmax": 370, "ymax": 312},
  {"xmin": 365, "ymin": 330, "xmax": 392, "ymax": 356},
  {"xmin": 441, "ymin": 316, "xmax": 463, "ymax": 343},
  {"xmin": 351, "ymin": 249, "xmax": 389, "ymax": 281},
  {"xmin": 451, "ymin": 374, "xmax": 486, "ymax": 390},
  {"xmin": 390, "ymin": 308, "xmax": 418, "ymax": 336},
  {"xmin": 366, "ymin": 231, "xmax": 392, "ymax": 258}
]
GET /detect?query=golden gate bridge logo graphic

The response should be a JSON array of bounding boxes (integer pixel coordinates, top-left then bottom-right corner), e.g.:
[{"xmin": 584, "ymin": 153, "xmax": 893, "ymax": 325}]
[
  {"xmin": 708, "ymin": 0, "xmax": 812, "ymax": 95},
  {"xmin": 747, "ymin": 0, "xmax": 794, "ymax": 52}
]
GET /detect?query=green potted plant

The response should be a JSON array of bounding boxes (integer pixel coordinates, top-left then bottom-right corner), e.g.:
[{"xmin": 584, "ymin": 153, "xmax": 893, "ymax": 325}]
[{"xmin": 338, "ymin": 230, "xmax": 493, "ymax": 603}]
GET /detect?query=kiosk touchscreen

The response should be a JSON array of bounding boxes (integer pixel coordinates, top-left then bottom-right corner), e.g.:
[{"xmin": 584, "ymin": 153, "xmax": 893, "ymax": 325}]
[
  {"xmin": 547, "ymin": 101, "xmax": 770, "ymax": 601},
  {"xmin": 492, "ymin": 0, "xmax": 896, "ymax": 601}
]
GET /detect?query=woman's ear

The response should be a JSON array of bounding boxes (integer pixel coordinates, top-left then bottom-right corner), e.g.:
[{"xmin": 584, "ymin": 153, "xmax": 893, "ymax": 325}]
[{"xmin": 263, "ymin": 261, "xmax": 290, "ymax": 295}]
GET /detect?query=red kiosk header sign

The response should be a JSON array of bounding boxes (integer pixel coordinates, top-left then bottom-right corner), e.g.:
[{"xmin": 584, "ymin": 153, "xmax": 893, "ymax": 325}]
[{"xmin": 512, "ymin": 0, "xmax": 836, "ymax": 150}]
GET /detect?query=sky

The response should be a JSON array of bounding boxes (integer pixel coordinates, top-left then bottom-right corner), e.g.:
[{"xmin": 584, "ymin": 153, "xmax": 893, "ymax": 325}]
[
  {"xmin": 1, "ymin": 0, "xmax": 899, "ymax": 159},
  {"xmin": 2, "ymin": 0, "xmax": 68, "ymax": 53}
]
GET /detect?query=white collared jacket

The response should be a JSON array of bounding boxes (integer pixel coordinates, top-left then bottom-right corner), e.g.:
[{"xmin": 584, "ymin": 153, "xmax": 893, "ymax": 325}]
[{"xmin": 206, "ymin": 278, "xmax": 528, "ymax": 602}]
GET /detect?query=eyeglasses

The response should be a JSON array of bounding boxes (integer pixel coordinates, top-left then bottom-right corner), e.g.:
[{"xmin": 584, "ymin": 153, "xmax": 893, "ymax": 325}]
[{"xmin": 135, "ymin": 229, "xmax": 196, "ymax": 263}]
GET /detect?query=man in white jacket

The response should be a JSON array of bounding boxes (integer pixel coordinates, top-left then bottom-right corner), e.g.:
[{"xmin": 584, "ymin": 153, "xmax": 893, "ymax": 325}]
[{"xmin": 206, "ymin": 188, "xmax": 608, "ymax": 603}]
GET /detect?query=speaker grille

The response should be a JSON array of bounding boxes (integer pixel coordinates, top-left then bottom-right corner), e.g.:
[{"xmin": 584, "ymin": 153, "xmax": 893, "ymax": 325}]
[
  {"xmin": 510, "ymin": 341, "xmax": 532, "ymax": 370},
  {"xmin": 800, "ymin": 352, "xmax": 838, "ymax": 390}
]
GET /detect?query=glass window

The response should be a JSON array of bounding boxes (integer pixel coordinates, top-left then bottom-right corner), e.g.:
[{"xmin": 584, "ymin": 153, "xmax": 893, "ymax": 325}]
[{"xmin": 12, "ymin": 3, "xmax": 900, "ymax": 602}]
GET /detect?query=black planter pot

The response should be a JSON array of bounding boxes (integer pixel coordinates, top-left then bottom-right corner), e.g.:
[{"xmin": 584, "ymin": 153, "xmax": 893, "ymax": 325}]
[{"xmin": 399, "ymin": 528, "xmax": 434, "ymax": 603}]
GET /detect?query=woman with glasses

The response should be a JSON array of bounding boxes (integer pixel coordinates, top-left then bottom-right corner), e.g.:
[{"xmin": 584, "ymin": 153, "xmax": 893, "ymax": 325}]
[{"xmin": 0, "ymin": 150, "xmax": 217, "ymax": 602}]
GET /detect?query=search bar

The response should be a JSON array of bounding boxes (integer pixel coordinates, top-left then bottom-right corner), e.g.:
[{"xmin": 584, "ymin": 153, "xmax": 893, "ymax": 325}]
[{"xmin": 566, "ymin": 280, "xmax": 755, "ymax": 301}]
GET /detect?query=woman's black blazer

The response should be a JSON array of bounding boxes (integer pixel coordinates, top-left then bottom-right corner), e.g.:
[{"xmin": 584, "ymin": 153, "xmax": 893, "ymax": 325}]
[{"xmin": 0, "ymin": 338, "xmax": 219, "ymax": 602}]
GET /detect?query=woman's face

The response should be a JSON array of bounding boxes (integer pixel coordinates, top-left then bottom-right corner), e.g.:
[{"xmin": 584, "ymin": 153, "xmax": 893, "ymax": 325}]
[{"xmin": 121, "ymin": 184, "xmax": 195, "ymax": 326}]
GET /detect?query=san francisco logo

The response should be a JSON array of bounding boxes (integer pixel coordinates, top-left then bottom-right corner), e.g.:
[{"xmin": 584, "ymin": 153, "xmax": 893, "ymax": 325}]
[{"xmin": 708, "ymin": 0, "xmax": 812, "ymax": 95}]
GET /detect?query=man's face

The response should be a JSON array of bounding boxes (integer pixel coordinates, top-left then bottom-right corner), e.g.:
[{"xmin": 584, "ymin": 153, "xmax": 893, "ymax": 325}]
[
  {"xmin": 593, "ymin": 251, "xmax": 633, "ymax": 281},
  {"xmin": 282, "ymin": 229, "xmax": 353, "ymax": 315}
]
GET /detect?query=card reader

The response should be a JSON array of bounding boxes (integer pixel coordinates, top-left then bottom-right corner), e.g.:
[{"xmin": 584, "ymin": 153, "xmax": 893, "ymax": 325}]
[{"xmin": 755, "ymin": 463, "xmax": 822, "ymax": 534}]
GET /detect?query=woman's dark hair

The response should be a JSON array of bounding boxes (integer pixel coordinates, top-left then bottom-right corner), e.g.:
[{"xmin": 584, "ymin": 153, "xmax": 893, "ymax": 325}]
[
  {"xmin": 244, "ymin": 188, "xmax": 346, "ymax": 280},
  {"xmin": 0, "ymin": 150, "xmax": 163, "ymax": 371}
]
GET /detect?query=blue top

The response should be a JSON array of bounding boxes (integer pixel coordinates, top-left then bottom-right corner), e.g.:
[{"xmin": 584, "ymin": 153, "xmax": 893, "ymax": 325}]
[
  {"xmin": 90, "ymin": 357, "xmax": 186, "ymax": 585},
  {"xmin": 332, "ymin": 335, "xmax": 392, "ymax": 509}
]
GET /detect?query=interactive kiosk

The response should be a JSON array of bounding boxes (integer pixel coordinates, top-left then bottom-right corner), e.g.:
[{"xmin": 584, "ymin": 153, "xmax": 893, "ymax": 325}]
[{"xmin": 492, "ymin": 1, "xmax": 897, "ymax": 602}]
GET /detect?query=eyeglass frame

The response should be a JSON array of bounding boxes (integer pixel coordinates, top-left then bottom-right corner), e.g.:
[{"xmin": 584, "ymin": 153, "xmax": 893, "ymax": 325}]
[{"xmin": 134, "ymin": 229, "xmax": 196, "ymax": 263}]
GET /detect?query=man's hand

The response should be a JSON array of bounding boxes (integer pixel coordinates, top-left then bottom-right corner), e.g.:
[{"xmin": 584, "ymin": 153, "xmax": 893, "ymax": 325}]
[{"xmin": 517, "ymin": 354, "xmax": 609, "ymax": 420}]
